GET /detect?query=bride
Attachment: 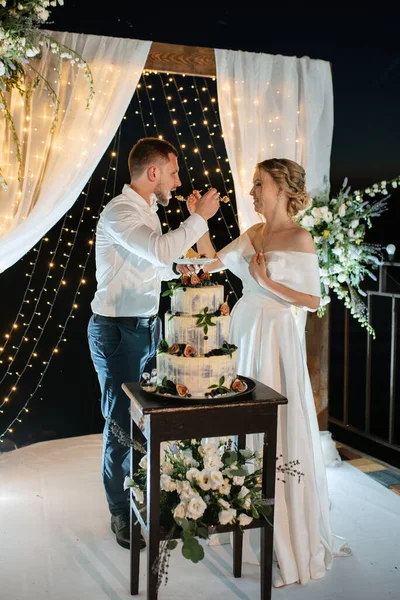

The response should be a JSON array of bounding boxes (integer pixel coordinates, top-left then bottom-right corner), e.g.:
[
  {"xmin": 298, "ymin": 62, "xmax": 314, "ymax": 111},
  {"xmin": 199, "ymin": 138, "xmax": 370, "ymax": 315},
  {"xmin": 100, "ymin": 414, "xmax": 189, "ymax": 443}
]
[{"xmin": 187, "ymin": 158, "xmax": 350, "ymax": 587}]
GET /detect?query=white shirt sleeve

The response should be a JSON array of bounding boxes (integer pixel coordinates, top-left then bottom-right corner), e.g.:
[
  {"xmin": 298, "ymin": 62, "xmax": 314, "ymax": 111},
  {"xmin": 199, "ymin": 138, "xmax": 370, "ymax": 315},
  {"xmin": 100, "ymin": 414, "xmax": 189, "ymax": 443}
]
[{"xmin": 103, "ymin": 203, "xmax": 209, "ymax": 267}]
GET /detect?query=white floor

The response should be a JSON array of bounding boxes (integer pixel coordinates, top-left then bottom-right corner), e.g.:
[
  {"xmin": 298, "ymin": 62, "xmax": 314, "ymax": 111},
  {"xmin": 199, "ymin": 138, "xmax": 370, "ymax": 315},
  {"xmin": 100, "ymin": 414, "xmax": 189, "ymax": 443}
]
[{"xmin": 1, "ymin": 434, "xmax": 399, "ymax": 600}]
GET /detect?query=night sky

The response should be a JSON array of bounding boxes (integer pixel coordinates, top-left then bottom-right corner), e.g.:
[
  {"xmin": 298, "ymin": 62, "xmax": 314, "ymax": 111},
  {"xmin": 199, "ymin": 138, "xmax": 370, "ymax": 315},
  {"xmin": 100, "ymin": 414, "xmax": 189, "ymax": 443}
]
[{"xmin": 1, "ymin": 3, "xmax": 399, "ymax": 449}]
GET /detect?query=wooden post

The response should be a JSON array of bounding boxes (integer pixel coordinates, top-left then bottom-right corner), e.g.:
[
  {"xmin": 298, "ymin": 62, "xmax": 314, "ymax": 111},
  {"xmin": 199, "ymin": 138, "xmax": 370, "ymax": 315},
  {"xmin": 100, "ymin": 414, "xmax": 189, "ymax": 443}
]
[{"xmin": 306, "ymin": 307, "xmax": 330, "ymax": 430}]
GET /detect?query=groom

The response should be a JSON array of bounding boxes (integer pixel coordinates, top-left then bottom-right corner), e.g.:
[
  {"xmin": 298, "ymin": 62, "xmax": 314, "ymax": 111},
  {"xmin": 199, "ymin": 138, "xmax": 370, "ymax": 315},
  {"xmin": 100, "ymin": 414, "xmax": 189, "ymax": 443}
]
[{"xmin": 87, "ymin": 137, "xmax": 221, "ymax": 550}]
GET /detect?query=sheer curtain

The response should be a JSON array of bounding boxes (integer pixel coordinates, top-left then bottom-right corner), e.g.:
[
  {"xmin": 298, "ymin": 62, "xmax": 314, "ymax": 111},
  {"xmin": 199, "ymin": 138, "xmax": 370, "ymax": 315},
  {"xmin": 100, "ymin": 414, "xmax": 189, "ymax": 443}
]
[
  {"xmin": 215, "ymin": 49, "xmax": 333, "ymax": 232},
  {"xmin": 0, "ymin": 31, "xmax": 151, "ymax": 273}
]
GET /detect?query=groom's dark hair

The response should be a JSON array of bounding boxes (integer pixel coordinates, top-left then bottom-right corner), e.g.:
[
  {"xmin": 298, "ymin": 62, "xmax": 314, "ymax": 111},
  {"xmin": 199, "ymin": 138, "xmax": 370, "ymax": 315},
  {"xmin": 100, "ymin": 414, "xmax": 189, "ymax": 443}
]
[{"xmin": 128, "ymin": 137, "xmax": 178, "ymax": 180}]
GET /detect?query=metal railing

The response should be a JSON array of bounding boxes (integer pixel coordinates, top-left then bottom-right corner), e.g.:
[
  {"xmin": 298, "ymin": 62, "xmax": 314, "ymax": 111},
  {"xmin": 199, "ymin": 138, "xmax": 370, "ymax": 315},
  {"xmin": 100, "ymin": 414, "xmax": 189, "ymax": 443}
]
[{"xmin": 328, "ymin": 261, "xmax": 400, "ymax": 467}]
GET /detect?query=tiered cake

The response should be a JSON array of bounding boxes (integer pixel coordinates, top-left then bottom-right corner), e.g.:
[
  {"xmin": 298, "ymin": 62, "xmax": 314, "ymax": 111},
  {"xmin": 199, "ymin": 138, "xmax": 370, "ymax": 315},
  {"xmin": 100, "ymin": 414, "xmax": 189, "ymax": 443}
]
[{"xmin": 155, "ymin": 271, "xmax": 243, "ymax": 398}]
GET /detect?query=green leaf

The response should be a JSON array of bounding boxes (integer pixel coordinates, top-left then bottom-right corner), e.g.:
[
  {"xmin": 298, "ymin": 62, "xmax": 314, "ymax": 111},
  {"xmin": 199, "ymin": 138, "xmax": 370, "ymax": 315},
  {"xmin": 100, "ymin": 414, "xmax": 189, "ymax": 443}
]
[
  {"xmin": 162, "ymin": 376, "xmax": 168, "ymax": 386},
  {"xmin": 230, "ymin": 468, "xmax": 247, "ymax": 477},
  {"xmin": 168, "ymin": 314, "xmax": 175, "ymax": 321},
  {"xmin": 190, "ymin": 541, "xmax": 205, "ymax": 563},
  {"xmin": 196, "ymin": 526, "xmax": 208, "ymax": 539},
  {"xmin": 182, "ymin": 546, "xmax": 192, "ymax": 560},
  {"xmin": 179, "ymin": 518, "xmax": 192, "ymax": 533},
  {"xmin": 208, "ymin": 384, "xmax": 218, "ymax": 389},
  {"xmin": 219, "ymin": 376, "xmax": 225, "ymax": 386},
  {"xmin": 204, "ymin": 324, "xmax": 208, "ymax": 335},
  {"xmin": 225, "ymin": 450, "xmax": 238, "ymax": 466},
  {"xmin": 167, "ymin": 539, "xmax": 178, "ymax": 550}
]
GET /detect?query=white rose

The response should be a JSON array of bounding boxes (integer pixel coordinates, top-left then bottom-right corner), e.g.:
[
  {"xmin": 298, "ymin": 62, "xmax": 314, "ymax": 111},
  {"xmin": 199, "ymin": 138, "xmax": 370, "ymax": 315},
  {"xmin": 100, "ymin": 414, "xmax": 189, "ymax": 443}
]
[
  {"xmin": 181, "ymin": 449, "xmax": 199, "ymax": 468},
  {"xmin": 218, "ymin": 498, "xmax": 231, "ymax": 509},
  {"xmin": 238, "ymin": 513, "xmax": 253, "ymax": 526},
  {"xmin": 36, "ymin": 7, "xmax": 50, "ymax": 20},
  {"xmin": 160, "ymin": 474, "xmax": 176, "ymax": 492},
  {"xmin": 338, "ymin": 203, "xmax": 347, "ymax": 217},
  {"xmin": 301, "ymin": 215, "xmax": 314, "ymax": 228},
  {"xmin": 218, "ymin": 508, "xmax": 237, "ymax": 525},
  {"xmin": 197, "ymin": 470, "xmax": 212, "ymax": 491},
  {"xmin": 336, "ymin": 233, "xmax": 344, "ymax": 242},
  {"xmin": 243, "ymin": 497, "xmax": 252, "ymax": 509},
  {"xmin": 351, "ymin": 219, "xmax": 359, "ymax": 229},
  {"xmin": 199, "ymin": 441, "xmax": 219, "ymax": 455},
  {"xmin": 139, "ymin": 455, "xmax": 147, "ymax": 469},
  {"xmin": 255, "ymin": 448, "xmax": 264, "ymax": 459},
  {"xmin": 186, "ymin": 467, "xmax": 201, "ymax": 483},
  {"xmin": 209, "ymin": 470, "xmax": 224, "ymax": 490},
  {"xmin": 161, "ymin": 460, "xmax": 174, "ymax": 475},
  {"xmin": 219, "ymin": 479, "xmax": 232, "ymax": 496},
  {"xmin": 233, "ymin": 476, "xmax": 245, "ymax": 486},
  {"xmin": 0, "ymin": 61, "xmax": 5, "ymax": 77},
  {"xmin": 186, "ymin": 495, "xmax": 207, "ymax": 520},
  {"xmin": 204, "ymin": 454, "xmax": 224, "ymax": 471},
  {"xmin": 238, "ymin": 486, "xmax": 250, "ymax": 499},
  {"xmin": 178, "ymin": 480, "xmax": 197, "ymax": 501},
  {"xmin": 174, "ymin": 502, "xmax": 187, "ymax": 519}
]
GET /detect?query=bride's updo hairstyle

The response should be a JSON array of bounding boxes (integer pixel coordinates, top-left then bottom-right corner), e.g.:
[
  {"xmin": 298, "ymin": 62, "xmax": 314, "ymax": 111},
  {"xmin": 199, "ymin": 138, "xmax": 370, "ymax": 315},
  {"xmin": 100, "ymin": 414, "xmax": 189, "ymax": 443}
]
[{"xmin": 257, "ymin": 158, "xmax": 311, "ymax": 217}]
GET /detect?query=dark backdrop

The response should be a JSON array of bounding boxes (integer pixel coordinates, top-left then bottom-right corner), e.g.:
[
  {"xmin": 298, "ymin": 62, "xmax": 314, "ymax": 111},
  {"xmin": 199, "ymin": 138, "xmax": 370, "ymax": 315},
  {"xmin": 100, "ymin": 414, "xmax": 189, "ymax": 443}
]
[{"xmin": 1, "ymin": 3, "xmax": 399, "ymax": 449}]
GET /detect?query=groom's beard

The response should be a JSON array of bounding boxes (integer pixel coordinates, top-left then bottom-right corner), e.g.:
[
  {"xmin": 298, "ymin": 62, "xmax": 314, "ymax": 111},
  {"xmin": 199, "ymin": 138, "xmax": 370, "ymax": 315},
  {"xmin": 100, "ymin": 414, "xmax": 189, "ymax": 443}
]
[{"xmin": 154, "ymin": 183, "xmax": 171, "ymax": 207}]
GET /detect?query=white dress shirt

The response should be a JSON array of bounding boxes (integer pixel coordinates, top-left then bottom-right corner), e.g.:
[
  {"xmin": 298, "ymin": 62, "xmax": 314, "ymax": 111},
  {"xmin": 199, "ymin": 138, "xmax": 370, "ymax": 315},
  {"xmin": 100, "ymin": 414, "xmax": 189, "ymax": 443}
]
[{"xmin": 90, "ymin": 184, "xmax": 208, "ymax": 317}]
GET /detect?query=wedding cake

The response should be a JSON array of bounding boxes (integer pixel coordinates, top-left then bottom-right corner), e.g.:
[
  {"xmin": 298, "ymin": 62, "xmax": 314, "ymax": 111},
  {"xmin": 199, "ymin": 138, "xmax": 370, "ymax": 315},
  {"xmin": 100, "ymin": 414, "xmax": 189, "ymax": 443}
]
[{"xmin": 154, "ymin": 269, "xmax": 244, "ymax": 398}]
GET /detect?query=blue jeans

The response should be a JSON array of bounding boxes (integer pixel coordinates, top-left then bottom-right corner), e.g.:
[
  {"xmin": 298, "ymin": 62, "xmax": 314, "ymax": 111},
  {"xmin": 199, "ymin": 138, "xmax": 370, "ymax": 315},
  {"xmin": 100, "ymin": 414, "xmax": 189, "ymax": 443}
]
[{"xmin": 87, "ymin": 313, "xmax": 161, "ymax": 516}]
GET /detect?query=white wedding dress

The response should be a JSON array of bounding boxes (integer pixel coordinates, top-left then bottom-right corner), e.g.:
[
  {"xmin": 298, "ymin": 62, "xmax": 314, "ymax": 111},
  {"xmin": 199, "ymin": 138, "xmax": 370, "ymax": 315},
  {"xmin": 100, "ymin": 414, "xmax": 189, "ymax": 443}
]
[{"xmin": 214, "ymin": 231, "xmax": 350, "ymax": 587}]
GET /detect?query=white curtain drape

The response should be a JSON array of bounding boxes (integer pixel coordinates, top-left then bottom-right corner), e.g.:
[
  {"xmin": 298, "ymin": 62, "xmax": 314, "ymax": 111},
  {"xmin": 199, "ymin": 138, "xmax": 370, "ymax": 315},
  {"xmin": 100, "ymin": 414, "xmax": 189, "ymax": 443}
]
[
  {"xmin": 0, "ymin": 31, "xmax": 151, "ymax": 273},
  {"xmin": 215, "ymin": 49, "xmax": 333, "ymax": 232}
]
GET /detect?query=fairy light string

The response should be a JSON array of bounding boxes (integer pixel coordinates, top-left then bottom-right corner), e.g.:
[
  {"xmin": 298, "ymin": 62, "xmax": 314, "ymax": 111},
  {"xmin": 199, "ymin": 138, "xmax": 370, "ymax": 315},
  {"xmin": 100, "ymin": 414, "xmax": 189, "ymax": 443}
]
[
  {"xmin": 0, "ymin": 128, "xmax": 123, "ymax": 439},
  {"xmin": 139, "ymin": 74, "xmax": 171, "ymax": 230}
]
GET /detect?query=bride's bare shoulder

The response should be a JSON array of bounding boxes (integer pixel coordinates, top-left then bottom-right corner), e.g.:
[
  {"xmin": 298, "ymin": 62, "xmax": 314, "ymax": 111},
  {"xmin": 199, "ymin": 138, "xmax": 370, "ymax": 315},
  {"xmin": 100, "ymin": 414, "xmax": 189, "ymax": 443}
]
[
  {"xmin": 291, "ymin": 225, "xmax": 316, "ymax": 254},
  {"xmin": 244, "ymin": 223, "xmax": 263, "ymax": 241}
]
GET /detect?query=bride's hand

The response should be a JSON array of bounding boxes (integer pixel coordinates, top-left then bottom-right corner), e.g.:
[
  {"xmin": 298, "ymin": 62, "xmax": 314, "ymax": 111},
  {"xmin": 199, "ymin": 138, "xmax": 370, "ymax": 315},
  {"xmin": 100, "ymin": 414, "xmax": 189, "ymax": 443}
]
[
  {"xmin": 186, "ymin": 190, "xmax": 201, "ymax": 215},
  {"xmin": 249, "ymin": 252, "xmax": 268, "ymax": 285}
]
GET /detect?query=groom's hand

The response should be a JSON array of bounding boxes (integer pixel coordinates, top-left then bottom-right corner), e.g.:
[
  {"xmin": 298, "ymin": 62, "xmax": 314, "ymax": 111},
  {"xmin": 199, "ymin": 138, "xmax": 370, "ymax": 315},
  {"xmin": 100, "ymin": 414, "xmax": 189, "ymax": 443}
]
[
  {"xmin": 175, "ymin": 263, "xmax": 197, "ymax": 275},
  {"xmin": 193, "ymin": 187, "xmax": 220, "ymax": 221}
]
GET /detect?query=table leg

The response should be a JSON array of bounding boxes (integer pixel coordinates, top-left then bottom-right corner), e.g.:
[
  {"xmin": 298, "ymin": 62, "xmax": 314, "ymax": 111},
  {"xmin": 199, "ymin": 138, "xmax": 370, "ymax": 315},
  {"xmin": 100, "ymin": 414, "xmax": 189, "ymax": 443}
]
[
  {"xmin": 260, "ymin": 413, "xmax": 278, "ymax": 600},
  {"xmin": 130, "ymin": 420, "xmax": 141, "ymax": 595},
  {"xmin": 147, "ymin": 428, "xmax": 161, "ymax": 600},
  {"xmin": 233, "ymin": 433, "xmax": 246, "ymax": 577}
]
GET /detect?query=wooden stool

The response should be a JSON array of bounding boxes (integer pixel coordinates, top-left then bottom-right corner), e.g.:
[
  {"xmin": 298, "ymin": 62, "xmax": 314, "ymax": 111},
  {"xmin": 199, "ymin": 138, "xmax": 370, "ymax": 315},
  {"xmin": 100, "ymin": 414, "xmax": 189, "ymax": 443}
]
[{"xmin": 122, "ymin": 378, "xmax": 287, "ymax": 600}]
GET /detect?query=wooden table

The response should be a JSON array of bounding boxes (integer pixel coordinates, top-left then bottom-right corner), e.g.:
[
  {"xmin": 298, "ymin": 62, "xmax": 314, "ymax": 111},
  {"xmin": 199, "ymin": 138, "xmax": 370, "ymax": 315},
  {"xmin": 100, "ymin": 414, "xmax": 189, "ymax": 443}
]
[{"xmin": 122, "ymin": 378, "xmax": 287, "ymax": 600}]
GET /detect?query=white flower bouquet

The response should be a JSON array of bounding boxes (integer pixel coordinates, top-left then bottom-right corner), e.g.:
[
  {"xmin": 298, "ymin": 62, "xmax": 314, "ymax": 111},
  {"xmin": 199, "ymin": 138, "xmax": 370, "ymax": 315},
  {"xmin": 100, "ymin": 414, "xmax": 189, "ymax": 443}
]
[
  {"xmin": 124, "ymin": 437, "xmax": 276, "ymax": 588},
  {"xmin": 295, "ymin": 176, "xmax": 399, "ymax": 336}
]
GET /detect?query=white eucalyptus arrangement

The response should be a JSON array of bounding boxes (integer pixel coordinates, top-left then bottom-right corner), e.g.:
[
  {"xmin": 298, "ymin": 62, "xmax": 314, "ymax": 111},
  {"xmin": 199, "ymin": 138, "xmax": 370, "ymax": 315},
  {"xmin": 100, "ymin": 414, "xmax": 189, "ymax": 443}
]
[
  {"xmin": 296, "ymin": 175, "xmax": 400, "ymax": 337},
  {"xmin": 0, "ymin": 0, "xmax": 94, "ymax": 189}
]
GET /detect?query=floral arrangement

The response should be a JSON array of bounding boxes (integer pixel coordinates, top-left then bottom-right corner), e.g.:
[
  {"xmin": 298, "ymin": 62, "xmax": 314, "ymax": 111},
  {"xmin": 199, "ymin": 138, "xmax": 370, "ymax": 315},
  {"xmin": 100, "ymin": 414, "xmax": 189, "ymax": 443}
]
[
  {"xmin": 296, "ymin": 175, "xmax": 399, "ymax": 336},
  {"xmin": 0, "ymin": 0, "xmax": 94, "ymax": 190},
  {"xmin": 123, "ymin": 436, "xmax": 281, "ymax": 589}
]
